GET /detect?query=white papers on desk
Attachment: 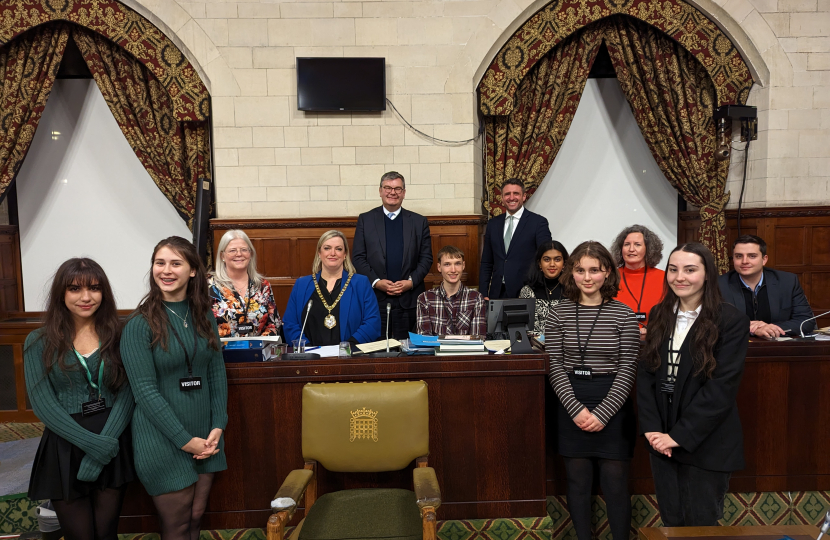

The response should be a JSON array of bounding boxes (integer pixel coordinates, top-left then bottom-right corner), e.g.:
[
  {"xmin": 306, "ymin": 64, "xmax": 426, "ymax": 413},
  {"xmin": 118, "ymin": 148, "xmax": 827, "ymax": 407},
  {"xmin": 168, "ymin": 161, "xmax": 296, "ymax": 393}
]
[
  {"xmin": 306, "ymin": 345, "xmax": 341, "ymax": 358},
  {"xmin": 484, "ymin": 340, "xmax": 511, "ymax": 352},
  {"xmin": 356, "ymin": 339, "xmax": 402, "ymax": 353}
]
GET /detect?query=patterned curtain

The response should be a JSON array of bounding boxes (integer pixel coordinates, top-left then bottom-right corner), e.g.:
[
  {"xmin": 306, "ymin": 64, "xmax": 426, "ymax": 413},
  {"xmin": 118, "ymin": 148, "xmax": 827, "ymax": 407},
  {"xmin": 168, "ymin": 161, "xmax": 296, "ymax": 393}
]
[
  {"xmin": 72, "ymin": 27, "xmax": 210, "ymax": 229},
  {"xmin": 603, "ymin": 16, "xmax": 730, "ymax": 271},
  {"xmin": 483, "ymin": 24, "xmax": 604, "ymax": 216},
  {"xmin": 0, "ymin": 24, "xmax": 69, "ymax": 199}
]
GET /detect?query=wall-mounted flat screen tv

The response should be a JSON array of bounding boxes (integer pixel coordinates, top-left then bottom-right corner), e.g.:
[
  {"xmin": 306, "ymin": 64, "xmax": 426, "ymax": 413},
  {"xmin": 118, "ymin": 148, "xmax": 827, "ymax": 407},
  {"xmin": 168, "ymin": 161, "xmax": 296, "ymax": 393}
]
[{"xmin": 297, "ymin": 57, "xmax": 386, "ymax": 112}]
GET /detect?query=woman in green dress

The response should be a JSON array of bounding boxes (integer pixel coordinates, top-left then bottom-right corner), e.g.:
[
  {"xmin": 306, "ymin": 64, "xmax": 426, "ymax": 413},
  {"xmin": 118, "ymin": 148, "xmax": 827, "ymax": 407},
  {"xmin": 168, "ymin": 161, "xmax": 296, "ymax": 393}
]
[
  {"xmin": 25, "ymin": 258, "xmax": 134, "ymax": 540},
  {"xmin": 122, "ymin": 236, "xmax": 228, "ymax": 540}
]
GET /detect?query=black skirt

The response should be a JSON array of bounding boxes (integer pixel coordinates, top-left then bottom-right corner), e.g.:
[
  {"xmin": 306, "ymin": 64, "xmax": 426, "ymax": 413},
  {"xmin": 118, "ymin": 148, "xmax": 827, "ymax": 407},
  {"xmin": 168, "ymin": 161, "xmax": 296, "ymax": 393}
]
[
  {"xmin": 557, "ymin": 373, "xmax": 636, "ymax": 460},
  {"xmin": 28, "ymin": 408, "xmax": 135, "ymax": 501}
]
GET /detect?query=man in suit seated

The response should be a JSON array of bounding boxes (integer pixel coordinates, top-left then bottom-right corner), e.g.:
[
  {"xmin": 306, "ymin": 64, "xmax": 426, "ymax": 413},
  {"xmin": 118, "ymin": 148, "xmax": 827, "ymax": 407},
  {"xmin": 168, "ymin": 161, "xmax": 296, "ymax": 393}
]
[
  {"xmin": 718, "ymin": 234, "xmax": 815, "ymax": 339},
  {"xmin": 353, "ymin": 171, "xmax": 433, "ymax": 339},
  {"xmin": 479, "ymin": 178, "xmax": 552, "ymax": 299},
  {"xmin": 416, "ymin": 245, "xmax": 487, "ymax": 336}
]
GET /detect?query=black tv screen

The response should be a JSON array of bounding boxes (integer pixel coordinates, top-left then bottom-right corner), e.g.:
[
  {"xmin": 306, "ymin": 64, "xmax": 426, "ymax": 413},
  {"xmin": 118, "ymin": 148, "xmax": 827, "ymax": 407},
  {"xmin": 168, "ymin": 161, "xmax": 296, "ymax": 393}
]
[{"xmin": 297, "ymin": 57, "xmax": 386, "ymax": 112}]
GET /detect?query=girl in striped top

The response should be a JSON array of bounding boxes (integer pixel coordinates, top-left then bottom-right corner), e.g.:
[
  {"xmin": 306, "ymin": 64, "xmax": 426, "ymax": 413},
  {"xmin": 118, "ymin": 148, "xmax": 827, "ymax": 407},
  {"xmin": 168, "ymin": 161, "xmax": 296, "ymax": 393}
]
[{"xmin": 546, "ymin": 241, "xmax": 640, "ymax": 540}]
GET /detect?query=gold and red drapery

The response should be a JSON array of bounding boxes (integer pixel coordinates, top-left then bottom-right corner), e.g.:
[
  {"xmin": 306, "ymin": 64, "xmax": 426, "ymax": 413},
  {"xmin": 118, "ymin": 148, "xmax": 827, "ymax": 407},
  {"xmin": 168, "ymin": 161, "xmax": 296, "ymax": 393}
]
[
  {"xmin": 0, "ymin": 23, "xmax": 69, "ymax": 199},
  {"xmin": 481, "ymin": 2, "xmax": 754, "ymax": 272},
  {"xmin": 0, "ymin": 22, "xmax": 210, "ymax": 231}
]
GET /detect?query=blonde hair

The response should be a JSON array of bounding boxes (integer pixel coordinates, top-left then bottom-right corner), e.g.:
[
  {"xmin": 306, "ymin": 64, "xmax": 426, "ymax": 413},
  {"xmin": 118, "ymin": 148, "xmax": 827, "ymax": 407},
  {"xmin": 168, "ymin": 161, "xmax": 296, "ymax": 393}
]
[
  {"xmin": 212, "ymin": 230, "xmax": 264, "ymax": 289},
  {"xmin": 312, "ymin": 230, "xmax": 356, "ymax": 275}
]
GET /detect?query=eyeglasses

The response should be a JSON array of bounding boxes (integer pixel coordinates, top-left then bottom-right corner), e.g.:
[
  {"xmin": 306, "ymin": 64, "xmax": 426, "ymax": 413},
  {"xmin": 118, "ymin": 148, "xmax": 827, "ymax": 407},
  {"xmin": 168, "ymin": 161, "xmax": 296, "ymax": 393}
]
[
  {"xmin": 382, "ymin": 186, "xmax": 404, "ymax": 194},
  {"xmin": 225, "ymin": 248, "xmax": 250, "ymax": 256}
]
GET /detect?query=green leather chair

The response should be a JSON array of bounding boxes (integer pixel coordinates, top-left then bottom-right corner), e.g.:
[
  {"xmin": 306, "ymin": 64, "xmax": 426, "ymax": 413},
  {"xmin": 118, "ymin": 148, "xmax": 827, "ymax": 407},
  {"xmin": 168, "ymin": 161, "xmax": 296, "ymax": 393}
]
[{"xmin": 267, "ymin": 380, "xmax": 442, "ymax": 540}]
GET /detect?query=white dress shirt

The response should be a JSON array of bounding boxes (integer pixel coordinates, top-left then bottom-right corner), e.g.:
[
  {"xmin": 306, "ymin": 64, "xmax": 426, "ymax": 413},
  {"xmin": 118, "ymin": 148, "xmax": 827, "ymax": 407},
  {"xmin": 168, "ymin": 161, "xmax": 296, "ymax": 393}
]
[
  {"xmin": 502, "ymin": 206, "xmax": 524, "ymax": 237},
  {"xmin": 668, "ymin": 304, "xmax": 702, "ymax": 381}
]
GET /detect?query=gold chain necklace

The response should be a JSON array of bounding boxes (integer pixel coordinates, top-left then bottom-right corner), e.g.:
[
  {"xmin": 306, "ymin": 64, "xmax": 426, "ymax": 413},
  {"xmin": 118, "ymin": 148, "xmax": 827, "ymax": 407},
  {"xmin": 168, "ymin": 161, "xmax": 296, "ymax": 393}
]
[
  {"xmin": 313, "ymin": 273, "xmax": 354, "ymax": 329},
  {"xmin": 164, "ymin": 303, "xmax": 190, "ymax": 328}
]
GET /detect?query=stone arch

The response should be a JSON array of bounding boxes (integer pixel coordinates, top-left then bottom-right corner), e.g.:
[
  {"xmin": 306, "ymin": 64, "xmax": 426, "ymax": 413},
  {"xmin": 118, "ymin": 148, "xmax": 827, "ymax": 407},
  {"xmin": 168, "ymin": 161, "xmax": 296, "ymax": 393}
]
[
  {"xmin": 478, "ymin": 0, "xmax": 761, "ymax": 116},
  {"xmin": 0, "ymin": 0, "xmax": 210, "ymax": 121}
]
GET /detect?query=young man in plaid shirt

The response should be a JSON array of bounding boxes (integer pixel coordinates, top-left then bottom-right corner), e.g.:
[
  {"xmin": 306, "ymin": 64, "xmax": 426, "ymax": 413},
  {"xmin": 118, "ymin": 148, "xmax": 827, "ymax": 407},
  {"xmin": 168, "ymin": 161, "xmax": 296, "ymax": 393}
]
[{"xmin": 416, "ymin": 246, "xmax": 488, "ymax": 336}]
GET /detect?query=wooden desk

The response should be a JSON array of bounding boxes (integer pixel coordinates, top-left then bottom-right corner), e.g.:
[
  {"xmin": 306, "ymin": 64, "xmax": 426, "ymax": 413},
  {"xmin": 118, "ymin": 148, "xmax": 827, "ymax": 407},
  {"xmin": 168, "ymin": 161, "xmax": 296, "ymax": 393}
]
[
  {"xmin": 639, "ymin": 525, "xmax": 819, "ymax": 540},
  {"xmin": 119, "ymin": 353, "xmax": 548, "ymax": 532}
]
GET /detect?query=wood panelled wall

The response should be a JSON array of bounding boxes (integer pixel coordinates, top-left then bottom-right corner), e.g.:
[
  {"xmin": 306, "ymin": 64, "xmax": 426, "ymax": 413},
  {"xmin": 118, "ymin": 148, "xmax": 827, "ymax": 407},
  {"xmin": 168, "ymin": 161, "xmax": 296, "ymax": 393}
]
[
  {"xmin": 0, "ymin": 225, "xmax": 23, "ymax": 317},
  {"xmin": 210, "ymin": 216, "xmax": 487, "ymax": 316},
  {"xmin": 679, "ymin": 206, "xmax": 830, "ymax": 327}
]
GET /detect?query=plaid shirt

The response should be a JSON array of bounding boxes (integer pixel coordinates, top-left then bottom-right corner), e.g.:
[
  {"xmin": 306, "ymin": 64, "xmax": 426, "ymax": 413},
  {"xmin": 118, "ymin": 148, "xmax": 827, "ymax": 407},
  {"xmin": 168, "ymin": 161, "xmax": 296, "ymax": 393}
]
[{"xmin": 416, "ymin": 283, "xmax": 487, "ymax": 336}]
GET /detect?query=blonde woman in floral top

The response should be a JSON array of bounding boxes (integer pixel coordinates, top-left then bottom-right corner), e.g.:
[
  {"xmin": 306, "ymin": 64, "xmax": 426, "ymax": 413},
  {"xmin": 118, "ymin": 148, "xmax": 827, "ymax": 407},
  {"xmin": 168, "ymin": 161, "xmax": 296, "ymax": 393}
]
[{"xmin": 209, "ymin": 230, "xmax": 281, "ymax": 337}]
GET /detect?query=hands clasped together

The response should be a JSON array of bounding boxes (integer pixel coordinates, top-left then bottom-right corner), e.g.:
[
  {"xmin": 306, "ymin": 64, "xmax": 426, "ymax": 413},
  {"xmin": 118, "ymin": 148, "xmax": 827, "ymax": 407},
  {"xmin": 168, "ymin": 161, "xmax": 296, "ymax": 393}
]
[
  {"xmin": 644, "ymin": 432, "xmax": 678, "ymax": 457},
  {"xmin": 573, "ymin": 408, "xmax": 605, "ymax": 432},
  {"xmin": 376, "ymin": 279, "xmax": 413, "ymax": 296},
  {"xmin": 181, "ymin": 428, "xmax": 223, "ymax": 460},
  {"xmin": 750, "ymin": 320, "xmax": 786, "ymax": 339}
]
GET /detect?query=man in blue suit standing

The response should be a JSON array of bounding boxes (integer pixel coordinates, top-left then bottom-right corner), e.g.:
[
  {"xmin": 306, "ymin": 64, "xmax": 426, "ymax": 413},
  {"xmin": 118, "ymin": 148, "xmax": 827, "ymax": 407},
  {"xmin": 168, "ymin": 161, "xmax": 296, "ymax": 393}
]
[
  {"xmin": 479, "ymin": 178, "xmax": 552, "ymax": 299},
  {"xmin": 718, "ymin": 234, "xmax": 815, "ymax": 338}
]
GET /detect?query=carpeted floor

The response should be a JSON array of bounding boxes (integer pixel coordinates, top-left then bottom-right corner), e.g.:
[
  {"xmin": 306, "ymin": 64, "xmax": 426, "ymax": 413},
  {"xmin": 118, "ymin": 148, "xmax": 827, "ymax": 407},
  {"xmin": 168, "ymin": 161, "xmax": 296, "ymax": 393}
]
[{"xmin": 2, "ymin": 423, "xmax": 829, "ymax": 540}]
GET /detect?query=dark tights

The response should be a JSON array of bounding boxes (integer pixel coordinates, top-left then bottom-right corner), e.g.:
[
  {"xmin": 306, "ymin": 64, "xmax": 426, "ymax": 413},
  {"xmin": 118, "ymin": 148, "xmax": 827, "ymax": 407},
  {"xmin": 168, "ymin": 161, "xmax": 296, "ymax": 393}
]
[
  {"xmin": 152, "ymin": 473, "xmax": 215, "ymax": 540},
  {"xmin": 563, "ymin": 457, "xmax": 631, "ymax": 540},
  {"xmin": 51, "ymin": 486, "xmax": 127, "ymax": 540}
]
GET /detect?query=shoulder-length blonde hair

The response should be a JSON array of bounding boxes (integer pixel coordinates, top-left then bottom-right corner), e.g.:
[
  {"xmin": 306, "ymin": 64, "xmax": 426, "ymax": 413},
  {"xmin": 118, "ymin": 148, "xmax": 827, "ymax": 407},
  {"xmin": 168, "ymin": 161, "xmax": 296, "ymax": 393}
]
[
  {"xmin": 212, "ymin": 230, "xmax": 264, "ymax": 289},
  {"xmin": 559, "ymin": 241, "xmax": 620, "ymax": 302},
  {"xmin": 312, "ymin": 230, "xmax": 356, "ymax": 275}
]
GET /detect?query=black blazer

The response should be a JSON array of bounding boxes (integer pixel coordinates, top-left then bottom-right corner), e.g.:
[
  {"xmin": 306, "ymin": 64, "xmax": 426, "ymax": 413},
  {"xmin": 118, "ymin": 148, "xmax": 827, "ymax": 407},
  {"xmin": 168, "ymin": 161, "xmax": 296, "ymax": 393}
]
[
  {"xmin": 352, "ymin": 206, "xmax": 433, "ymax": 310},
  {"xmin": 637, "ymin": 302, "xmax": 749, "ymax": 472},
  {"xmin": 718, "ymin": 268, "xmax": 815, "ymax": 334},
  {"xmin": 479, "ymin": 209, "xmax": 552, "ymax": 299}
]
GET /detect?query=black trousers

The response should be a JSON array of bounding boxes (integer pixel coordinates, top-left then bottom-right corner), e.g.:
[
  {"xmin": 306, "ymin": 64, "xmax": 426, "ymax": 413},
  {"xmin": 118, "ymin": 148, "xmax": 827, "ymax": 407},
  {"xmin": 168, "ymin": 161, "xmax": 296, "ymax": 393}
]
[{"xmin": 649, "ymin": 454, "xmax": 731, "ymax": 527}]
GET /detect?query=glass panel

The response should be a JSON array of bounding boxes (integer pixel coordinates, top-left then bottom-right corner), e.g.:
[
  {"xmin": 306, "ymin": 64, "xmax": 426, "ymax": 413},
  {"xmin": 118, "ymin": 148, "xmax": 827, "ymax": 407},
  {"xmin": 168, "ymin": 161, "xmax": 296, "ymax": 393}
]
[{"xmin": 0, "ymin": 345, "xmax": 17, "ymax": 410}]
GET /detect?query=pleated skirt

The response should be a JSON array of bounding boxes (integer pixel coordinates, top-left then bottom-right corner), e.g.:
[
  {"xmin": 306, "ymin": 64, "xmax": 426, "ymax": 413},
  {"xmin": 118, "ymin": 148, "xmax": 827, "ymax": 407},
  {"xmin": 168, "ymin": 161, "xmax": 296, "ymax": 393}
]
[{"xmin": 28, "ymin": 409, "xmax": 135, "ymax": 501}]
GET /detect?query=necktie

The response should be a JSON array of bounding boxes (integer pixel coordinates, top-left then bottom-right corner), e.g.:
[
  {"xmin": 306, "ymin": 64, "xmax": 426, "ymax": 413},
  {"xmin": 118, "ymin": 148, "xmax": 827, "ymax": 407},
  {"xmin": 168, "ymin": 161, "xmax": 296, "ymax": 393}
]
[
  {"xmin": 504, "ymin": 215, "xmax": 514, "ymax": 252},
  {"xmin": 388, "ymin": 212, "xmax": 395, "ymax": 220}
]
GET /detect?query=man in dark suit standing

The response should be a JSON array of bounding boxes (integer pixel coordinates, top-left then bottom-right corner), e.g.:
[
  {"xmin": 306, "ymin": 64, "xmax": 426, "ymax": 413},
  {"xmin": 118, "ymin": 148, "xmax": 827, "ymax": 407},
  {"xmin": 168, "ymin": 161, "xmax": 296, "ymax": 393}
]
[
  {"xmin": 479, "ymin": 178, "xmax": 552, "ymax": 299},
  {"xmin": 718, "ymin": 234, "xmax": 815, "ymax": 338},
  {"xmin": 353, "ymin": 171, "xmax": 433, "ymax": 340}
]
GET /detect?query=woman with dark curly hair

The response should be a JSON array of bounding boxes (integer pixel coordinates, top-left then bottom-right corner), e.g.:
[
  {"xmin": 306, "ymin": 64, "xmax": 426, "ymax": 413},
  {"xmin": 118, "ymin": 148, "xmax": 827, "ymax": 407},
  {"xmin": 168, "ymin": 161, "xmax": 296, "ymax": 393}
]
[
  {"xmin": 546, "ymin": 241, "xmax": 639, "ymax": 540},
  {"xmin": 638, "ymin": 243, "xmax": 748, "ymax": 526},
  {"xmin": 610, "ymin": 225, "xmax": 665, "ymax": 336}
]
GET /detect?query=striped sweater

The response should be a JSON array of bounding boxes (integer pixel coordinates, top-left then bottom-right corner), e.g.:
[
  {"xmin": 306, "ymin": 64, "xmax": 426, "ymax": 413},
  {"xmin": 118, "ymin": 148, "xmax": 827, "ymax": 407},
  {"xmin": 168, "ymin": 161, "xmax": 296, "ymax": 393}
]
[
  {"xmin": 546, "ymin": 299, "xmax": 640, "ymax": 425},
  {"xmin": 121, "ymin": 301, "xmax": 228, "ymax": 496}
]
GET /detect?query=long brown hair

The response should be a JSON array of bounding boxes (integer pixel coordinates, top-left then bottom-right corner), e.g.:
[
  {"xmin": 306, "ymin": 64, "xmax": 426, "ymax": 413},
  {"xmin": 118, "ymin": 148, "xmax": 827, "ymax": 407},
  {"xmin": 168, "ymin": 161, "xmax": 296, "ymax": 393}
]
[
  {"xmin": 559, "ymin": 241, "xmax": 620, "ymax": 302},
  {"xmin": 640, "ymin": 243, "xmax": 722, "ymax": 378},
  {"xmin": 30, "ymin": 258, "xmax": 126, "ymax": 391},
  {"xmin": 136, "ymin": 236, "xmax": 219, "ymax": 351}
]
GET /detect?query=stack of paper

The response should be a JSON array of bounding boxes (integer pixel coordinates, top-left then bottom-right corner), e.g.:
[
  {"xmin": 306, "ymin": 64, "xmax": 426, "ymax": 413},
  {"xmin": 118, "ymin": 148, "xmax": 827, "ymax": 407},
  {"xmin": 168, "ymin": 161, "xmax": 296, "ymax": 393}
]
[{"xmin": 435, "ymin": 335, "xmax": 485, "ymax": 355}]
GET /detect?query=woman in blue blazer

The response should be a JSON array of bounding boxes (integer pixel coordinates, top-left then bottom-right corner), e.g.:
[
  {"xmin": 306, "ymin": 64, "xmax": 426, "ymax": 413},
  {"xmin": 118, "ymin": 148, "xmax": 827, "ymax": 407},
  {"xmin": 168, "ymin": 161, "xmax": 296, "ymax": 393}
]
[{"xmin": 284, "ymin": 230, "xmax": 381, "ymax": 346}]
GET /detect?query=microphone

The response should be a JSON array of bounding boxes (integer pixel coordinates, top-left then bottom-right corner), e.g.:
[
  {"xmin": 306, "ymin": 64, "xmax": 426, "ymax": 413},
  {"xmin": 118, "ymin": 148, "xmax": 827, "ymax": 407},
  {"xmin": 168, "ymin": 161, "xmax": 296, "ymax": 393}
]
[
  {"xmin": 299, "ymin": 300, "xmax": 312, "ymax": 347},
  {"xmin": 817, "ymin": 510, "xmax": 830, "ymax": 540},
  {"xmin": 385, "ymin": 303, "xmax": 391, "ymax": 352},
  {"xmin": 281, "ymin": 300, "xmax": 320, "ymax": 360},
  {"xmin": 800, "ymin": 309, "xmax": 830, "ymax": 338}
]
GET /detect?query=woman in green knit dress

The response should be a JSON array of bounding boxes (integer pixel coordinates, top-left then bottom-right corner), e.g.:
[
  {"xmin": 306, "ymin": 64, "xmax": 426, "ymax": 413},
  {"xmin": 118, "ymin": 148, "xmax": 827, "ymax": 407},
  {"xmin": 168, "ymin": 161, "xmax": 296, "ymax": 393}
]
[
  {"xmin": 25, "ymin": 258, "xmax": 134, "ymax": 540},
  {"xmin": 122, "ymin": 236, "xmax": 228, "ymax": 540}
]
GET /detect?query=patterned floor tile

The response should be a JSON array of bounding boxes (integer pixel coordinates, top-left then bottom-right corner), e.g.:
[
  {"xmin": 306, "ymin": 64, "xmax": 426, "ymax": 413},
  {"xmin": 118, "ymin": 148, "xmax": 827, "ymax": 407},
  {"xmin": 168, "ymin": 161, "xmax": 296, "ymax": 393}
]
[
  {"xmin": 0, "ymin": 497, "xmax": 42, "ymax": 534},
  {"xmin": 0, "ymin": 423, "xmax": 44, "ymax": 443},
  {"xmin": 438, "ymin": 519, "xmax": 478, "ymax": 540},
  {"xmin": 792, "ymin": 491, "xmax": 830, "ymax": 526}
]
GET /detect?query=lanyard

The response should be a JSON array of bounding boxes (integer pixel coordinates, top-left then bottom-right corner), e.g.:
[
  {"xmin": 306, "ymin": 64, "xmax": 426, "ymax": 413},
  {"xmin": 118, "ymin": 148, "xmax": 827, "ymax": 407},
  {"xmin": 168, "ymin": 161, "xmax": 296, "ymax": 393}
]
[
  {"xmin": 621, "ymin": 266, "xmax": 648, "ymax": 312},
  {"xmin": 72, "ymin": 345, "xmax": 105, "ymax": 398},
  {"xmin": 168, "ymin": 309, "xmax": 198, "ymax": 376},
  {"xmin": 237, "ymin": 280, "xmax": 253, "ymax": 325},
  {"xmin": 575, "ymin": 302, "xmax": 605, "ymax": 366}
]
